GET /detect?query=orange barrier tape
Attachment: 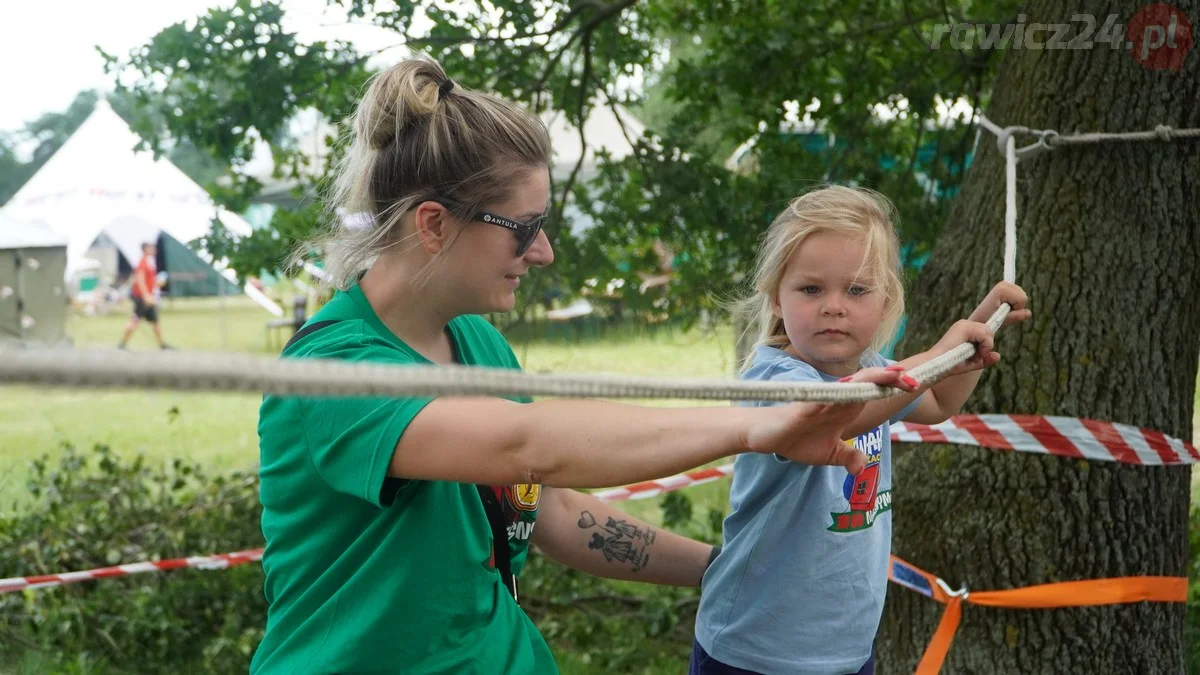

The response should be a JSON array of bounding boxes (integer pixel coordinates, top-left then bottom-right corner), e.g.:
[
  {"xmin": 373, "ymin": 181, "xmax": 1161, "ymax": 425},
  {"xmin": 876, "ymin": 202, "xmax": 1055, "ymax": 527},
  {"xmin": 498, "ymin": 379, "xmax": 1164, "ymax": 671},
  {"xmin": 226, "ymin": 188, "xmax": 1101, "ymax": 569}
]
[{"xmin": 888, "ymin": 556, "xmax": 1186, "ymax": 674}]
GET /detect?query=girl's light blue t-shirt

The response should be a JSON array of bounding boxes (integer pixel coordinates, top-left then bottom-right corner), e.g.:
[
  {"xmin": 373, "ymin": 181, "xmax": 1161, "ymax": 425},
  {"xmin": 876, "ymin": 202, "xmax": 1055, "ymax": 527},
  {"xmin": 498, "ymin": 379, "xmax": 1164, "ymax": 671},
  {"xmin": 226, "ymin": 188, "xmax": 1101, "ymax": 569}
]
[{"xmin": 695, "ymin": 345, "xmax": 922, "ymax": 675}]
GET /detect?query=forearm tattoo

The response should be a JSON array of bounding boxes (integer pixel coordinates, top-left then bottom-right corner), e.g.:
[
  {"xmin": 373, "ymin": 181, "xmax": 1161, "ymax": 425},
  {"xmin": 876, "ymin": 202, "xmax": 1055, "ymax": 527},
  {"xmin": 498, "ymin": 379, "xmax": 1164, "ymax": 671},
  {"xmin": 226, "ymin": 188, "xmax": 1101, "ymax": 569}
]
[{"xmin": 577, "ymin": 510, "xmax": 656, "ymax": 572}]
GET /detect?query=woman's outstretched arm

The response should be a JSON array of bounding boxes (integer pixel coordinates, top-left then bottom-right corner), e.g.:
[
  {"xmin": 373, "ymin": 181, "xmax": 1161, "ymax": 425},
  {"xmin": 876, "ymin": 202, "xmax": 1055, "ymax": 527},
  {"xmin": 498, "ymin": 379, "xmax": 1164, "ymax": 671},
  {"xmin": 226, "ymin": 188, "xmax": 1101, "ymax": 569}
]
[{"xmin": 391, "ymin": 366, "xmax": 916, "ymax": 488}]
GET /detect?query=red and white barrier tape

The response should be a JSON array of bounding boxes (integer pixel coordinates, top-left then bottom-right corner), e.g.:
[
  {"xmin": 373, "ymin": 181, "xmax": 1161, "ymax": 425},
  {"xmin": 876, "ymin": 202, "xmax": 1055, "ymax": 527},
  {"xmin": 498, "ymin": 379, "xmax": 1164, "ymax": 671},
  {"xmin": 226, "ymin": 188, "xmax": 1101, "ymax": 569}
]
[
  {"xmin": 589, "ymin": 414, "xmax": 1198, "ymax": 505},
  {"xmin": 591, "ymin": 464, "xmax": 736, "ymax": 502},
  {"xmin": 0, "ymin": 467, "xmax": 735, "ymax": 595},
  {"xmin": 4, "ymin": 415, "xmax": 1192, "ymax": 594},
  {"xmin": 0, "ymin": 549, "xmax": 262, "ymax": 595},
  {"xmin": 893, "ymin": 414, "xmax": 1199, "ymax": 465}
]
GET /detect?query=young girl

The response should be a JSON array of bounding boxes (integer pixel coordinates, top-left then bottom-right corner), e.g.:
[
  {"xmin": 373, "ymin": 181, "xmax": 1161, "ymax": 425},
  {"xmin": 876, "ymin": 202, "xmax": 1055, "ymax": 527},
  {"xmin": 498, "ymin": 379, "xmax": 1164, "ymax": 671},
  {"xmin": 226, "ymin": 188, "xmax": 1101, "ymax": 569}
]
[{"xmin": 692, "ymin": 186, "xmax": 1031, "ymax": 675}]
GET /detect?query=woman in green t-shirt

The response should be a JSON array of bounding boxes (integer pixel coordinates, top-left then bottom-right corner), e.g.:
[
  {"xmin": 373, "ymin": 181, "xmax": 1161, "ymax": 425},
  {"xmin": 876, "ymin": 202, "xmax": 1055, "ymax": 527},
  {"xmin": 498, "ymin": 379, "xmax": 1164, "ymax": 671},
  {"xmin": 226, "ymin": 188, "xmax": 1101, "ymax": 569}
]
[{"xmin": 252, "ymin": 55, "xmax": 917, "ymax": 674}]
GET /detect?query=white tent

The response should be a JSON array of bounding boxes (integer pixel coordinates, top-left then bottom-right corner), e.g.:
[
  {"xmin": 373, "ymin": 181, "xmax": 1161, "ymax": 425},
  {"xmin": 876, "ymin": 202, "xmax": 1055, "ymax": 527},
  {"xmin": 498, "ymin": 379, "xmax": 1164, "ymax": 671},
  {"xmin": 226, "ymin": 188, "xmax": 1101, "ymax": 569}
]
[
  {"xmin": 1, "ymin": 101, "xmax": 281, "ymax": 316},
  {"xmin": 0, "ymin": 212, "xmax": 64, "ymax": 249}
]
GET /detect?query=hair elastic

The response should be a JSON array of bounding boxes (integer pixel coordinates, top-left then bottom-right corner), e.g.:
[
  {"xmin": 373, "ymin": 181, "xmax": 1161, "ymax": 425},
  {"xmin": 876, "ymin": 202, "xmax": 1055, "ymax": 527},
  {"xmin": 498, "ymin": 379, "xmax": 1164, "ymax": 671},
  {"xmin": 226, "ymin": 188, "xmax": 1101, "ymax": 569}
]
[{"xmin": 438, "ymin": 79, "xmax": 455, "ymax": 101}]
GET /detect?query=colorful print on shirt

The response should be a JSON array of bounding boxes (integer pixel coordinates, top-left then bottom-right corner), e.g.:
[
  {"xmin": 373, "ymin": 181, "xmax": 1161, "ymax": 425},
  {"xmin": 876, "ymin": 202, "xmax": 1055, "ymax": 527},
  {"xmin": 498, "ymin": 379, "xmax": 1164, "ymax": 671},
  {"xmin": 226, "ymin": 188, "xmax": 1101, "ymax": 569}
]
[{"xmin": 829, "ymin": 426, "xmax": 892, "ymax": 533}]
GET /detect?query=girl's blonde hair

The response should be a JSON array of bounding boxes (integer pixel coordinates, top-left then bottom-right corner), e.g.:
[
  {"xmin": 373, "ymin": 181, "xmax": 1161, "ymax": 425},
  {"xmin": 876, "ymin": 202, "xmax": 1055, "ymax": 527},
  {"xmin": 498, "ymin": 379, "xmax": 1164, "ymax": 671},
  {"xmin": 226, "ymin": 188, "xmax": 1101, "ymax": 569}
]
[
  {"xmin": 736, "ymin": 185, "xmax": 906, "ymax": 366},
  {"xmin": 303, "ymin": 55, "xmax": 552, "ymax": 289}
]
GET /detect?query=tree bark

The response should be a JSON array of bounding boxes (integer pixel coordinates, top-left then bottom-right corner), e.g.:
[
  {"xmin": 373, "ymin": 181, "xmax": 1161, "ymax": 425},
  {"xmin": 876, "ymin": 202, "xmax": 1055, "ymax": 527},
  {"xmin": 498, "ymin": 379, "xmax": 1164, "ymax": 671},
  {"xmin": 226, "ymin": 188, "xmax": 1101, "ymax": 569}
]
[{"xmin": 878, "ymin": 1, "xmax": 1200, "ymax": 672}]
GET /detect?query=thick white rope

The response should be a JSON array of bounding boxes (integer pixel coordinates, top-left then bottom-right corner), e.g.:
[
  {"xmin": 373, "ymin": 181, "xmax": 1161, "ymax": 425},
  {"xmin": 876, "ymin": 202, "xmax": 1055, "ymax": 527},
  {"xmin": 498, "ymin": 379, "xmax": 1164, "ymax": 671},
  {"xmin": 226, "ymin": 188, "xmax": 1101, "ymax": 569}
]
[
  {"xmin": 977, "ymin": 114, "xmax": 1019, "ymax": 283},
  {"xmin": 0, "ymin": 304, "xmax": 1007, "ymax": 403},
  {"xmin": 1004, "ymin": 134, "xmax": 1017, "ymax": 284},
  {"xmin": 979, "ymin": 114, "xmax": 1200, "ymax": 155},
  {"xmin": 976, "ymin": 112, "xmax": 1199, "ymax": 282},
  {"xmin": 976, "ymin": 114, "xmax": 1007, "ymax": 141},
  {"xmin": 1049, "ymin": 126, "xmax": 1200, "ymax": 145}
]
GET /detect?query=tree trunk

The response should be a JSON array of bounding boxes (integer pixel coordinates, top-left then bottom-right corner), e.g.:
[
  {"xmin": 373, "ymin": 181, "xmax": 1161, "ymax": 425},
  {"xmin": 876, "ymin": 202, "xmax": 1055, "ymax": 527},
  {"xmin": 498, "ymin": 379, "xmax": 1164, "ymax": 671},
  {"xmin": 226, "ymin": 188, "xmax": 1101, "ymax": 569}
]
[{"xmin": 878, "ymin": 2, "xmax": 1200, "ymax": 672}]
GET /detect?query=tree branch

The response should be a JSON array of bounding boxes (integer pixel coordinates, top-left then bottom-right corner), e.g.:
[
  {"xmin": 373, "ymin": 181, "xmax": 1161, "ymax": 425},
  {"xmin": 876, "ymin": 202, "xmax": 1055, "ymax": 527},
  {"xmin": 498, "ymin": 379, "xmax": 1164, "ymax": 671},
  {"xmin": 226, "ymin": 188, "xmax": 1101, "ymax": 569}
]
[
  {"xmin": 888, "ymin": 2, "xmax": 945, "ymax": 50},
  {"xmin": 549, "ymin": 32, "xmax": 594, "ymax": 248},
  {"xmin": 902, "ymin": 121, "xmax": 925, "ymax": 191},
  {"xmin": 837, "ymin": 9, "xmax": 943, "ymax": 42},
  {"xmin": 939, "ymin": 0, "xmax": 974, "ymax": 74},
  {"xmin": 407, "ymin": 9, "xmax": 587, "ymax": 48},
  {"xmin": 485, "ymin": 0, "xmax": 637, "ymax": 95},
  {"xmin": 361, "ymin": 40, "xmax": 410, "ymax": 58},
  {"xmin": 591, "ymin": 72, "xmax": 650, "ymax": 178},
  {"xmin": 576, "ymin": 0, "xmax": 639, "ymax": 34},
  {"xmin": 532, "ymin": 0, "xmax": 638, "ymax": 95}
]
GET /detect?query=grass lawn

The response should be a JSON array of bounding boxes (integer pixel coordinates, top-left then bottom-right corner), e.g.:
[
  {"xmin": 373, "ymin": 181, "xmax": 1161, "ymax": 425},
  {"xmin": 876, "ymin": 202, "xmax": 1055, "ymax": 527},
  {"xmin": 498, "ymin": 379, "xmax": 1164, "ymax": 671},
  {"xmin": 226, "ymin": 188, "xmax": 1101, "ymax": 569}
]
[{"xmin": 1, "ymin": 298, "xmax": 275, "ymax": 512}]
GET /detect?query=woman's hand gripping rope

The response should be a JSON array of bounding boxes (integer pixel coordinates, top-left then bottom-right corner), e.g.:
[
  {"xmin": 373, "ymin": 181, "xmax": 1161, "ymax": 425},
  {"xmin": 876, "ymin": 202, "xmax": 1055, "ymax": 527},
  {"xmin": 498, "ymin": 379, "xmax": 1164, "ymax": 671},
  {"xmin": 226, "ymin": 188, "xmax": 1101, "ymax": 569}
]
[{"xmin": 744, "ymin": 366, "xmax": 919, "ymax": 475}]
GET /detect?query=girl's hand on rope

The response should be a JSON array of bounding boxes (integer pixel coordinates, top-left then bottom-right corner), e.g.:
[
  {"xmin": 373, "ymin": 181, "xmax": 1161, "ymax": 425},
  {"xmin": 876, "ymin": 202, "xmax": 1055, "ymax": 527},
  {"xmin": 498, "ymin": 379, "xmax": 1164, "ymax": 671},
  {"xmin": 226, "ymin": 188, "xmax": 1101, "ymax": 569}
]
[
  {"xmin": 969, "ymin": 281, "xmax": 1032, "ymax": 327},
  {"xmin": 746, "ymin": 367, "xmax": 918, "ymax": 474},
  {"xmin": 934, "ymin": 320, "xmax": 999, "ymax": 375}
]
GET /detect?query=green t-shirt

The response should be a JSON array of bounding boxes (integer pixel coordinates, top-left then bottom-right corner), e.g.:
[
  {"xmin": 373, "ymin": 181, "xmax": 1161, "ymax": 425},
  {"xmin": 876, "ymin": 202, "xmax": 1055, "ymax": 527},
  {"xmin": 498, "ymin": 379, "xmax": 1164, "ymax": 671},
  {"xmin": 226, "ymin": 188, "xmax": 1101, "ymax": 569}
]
[{"xmin": 251, "ymin": 284, "xmax": 555, "ymax": 674}]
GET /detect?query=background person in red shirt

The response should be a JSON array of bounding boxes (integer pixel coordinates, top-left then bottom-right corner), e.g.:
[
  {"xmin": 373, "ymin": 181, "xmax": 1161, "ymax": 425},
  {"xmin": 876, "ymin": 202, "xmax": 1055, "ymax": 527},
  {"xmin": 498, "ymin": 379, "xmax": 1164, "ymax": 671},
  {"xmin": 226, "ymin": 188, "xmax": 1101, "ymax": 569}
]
[{"xmin": 118, "ymin": 241, "xmax": 172, "ymax": 350}]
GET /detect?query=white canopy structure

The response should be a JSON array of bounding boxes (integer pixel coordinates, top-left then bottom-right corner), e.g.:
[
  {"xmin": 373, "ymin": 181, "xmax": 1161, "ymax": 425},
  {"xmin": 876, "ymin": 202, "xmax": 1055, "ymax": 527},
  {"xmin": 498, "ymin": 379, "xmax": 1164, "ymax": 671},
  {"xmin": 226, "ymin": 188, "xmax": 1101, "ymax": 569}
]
[
  {"xmin": 1, "ymin": 100, "xmax": 281, "ymax": 315},
  {"xmin": 0, "ymin": 212, "xmax": 64, "ymax": 249}
]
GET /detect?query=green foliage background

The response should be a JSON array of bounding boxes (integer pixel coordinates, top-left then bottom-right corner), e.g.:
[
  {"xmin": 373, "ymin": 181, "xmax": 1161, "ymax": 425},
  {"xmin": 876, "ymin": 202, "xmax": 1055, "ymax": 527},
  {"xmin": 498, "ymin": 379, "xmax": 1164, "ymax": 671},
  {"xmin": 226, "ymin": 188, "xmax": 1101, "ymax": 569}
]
[{"xmin": 82, "ymin": 0, "xmax": 1025, "ymax": 320}]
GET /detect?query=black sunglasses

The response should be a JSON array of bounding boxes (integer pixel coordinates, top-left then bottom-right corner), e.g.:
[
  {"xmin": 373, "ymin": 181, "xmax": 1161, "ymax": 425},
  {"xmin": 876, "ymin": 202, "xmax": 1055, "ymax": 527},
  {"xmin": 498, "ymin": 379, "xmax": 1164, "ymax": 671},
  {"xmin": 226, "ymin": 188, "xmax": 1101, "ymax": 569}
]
[{"xmin": 430, "ymin": 198, "xmax": 547, "ymax": 257}]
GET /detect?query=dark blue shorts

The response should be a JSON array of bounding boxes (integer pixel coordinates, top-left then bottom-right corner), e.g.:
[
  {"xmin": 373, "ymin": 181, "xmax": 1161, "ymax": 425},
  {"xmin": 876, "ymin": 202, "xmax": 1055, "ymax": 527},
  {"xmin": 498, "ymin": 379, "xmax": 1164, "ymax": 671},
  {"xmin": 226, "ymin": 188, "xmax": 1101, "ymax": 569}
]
[
  {"xmin": 132, "ymin": 295, "xmax": 159, "ymax": 323},
  {"xmin": 689, "ymin": 640, "xmax": 875, "ymax": 675}
]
